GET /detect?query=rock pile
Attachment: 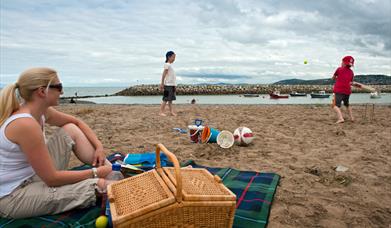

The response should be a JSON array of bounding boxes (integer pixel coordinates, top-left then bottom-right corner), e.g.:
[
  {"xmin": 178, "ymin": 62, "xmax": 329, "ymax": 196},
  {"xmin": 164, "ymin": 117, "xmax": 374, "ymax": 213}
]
[{"xmin": 115, "ymin": 84, "xmax": 391, "ymax": 96}]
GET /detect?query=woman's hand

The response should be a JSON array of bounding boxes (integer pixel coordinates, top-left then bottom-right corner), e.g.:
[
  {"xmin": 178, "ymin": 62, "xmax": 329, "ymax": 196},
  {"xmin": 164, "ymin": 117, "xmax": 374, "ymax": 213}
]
[
  {"xmin": 97, "ymin": 165, "xmax": 112, "ymax": 178},
  {"xmin": 92, "ymin": 147, "xmax": 106, "ymax": 167},
  {"xmin": 160, "ymin": 83, "xmax": 164, "ymax": 91}
]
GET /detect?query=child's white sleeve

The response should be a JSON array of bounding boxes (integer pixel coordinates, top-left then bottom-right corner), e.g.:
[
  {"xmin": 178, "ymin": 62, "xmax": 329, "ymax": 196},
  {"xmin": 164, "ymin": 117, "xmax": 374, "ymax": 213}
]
[{"xmin": 164, "ymin": 63, "xmax": 170, "ymax": 70}]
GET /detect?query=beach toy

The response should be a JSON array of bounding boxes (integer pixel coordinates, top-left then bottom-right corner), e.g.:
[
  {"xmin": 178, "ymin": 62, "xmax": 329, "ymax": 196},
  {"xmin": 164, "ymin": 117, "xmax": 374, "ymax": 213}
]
[
  {"xmin": 188, "ymin": 125, "xmax": 204, "ymax": 143},
  {"xmin": 217, "ymin": 130, "xmax": 235, "ymax": 148},
  {"xmin": 95, "ymin": 215, "xmax": 108, "ymax": 228},
  {"xmin": 173, "ymin": 128, "xmax": 187, "ymax": 134},
  {"xmin": 304, "ymin": 60, "xmax": 308, "ymax": 64},
  {"xmin": 233, "ymin": 127, "xmax": 254, "ymax": 146},
  {"xmin": 194, "ymin": 119, "xmax": 203, "ymax": 126},
  {"xmin": 201, "ymin": 126, "xmax": 220, "ymax": 143}
]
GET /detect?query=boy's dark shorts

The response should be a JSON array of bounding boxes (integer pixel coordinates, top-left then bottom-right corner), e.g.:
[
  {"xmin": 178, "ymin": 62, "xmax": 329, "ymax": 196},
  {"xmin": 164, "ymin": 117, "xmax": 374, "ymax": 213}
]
[
  {"xmin": 162, "ymin": 86, "xmax": 176, "ymax": 101},
  {"xmin": 335, "ymin": 93, "xmax": 350, "ymax": 107}
]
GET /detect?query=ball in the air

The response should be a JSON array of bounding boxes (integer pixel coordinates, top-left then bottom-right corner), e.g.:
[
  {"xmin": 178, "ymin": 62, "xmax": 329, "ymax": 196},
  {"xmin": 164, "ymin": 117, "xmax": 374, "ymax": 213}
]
[
  {"xmin": 233, "ymin": 127, "xmax": 254, "ymax": 146},
  {"xmin": 95, "ymin": 215, "xmax": 108, "ymax": 228},
  {"xmin": 304, "ymin": 60, "xmax": 308, "ymax": 64}
]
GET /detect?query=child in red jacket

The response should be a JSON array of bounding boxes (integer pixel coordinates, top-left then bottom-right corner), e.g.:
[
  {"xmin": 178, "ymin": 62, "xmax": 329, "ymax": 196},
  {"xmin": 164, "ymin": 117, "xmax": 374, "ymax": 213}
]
[{"xmin": 332, "ymin": 56, "xmax": 355, "ymax": 123}]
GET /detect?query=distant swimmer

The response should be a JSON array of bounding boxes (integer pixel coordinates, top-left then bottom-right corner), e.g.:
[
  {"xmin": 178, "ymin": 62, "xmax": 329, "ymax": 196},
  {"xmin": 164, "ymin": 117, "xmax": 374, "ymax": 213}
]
[{"xmin": 191, "ymin": 98, "xmax": 196, "ymax": 104}]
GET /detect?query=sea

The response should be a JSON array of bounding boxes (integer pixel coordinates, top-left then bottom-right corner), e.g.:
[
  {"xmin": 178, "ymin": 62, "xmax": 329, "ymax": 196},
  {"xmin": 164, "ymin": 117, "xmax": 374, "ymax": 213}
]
[
  {"xmin": 62, "ymin": 87, "xmax": 125, "ymax": 97},
  {"xmin": 61, "ymin": 87, "xmax": 391, "ymax": 105},
  {"xmin": 0, "ymin": 86, "xmax": 389, "ymax": 105}
]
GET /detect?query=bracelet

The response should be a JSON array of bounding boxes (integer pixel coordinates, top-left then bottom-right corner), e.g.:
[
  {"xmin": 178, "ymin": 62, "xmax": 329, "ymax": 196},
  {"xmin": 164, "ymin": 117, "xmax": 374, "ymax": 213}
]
[{"xmin": 92, "ymin": 167, "xmax": 98, "ymax": 178}]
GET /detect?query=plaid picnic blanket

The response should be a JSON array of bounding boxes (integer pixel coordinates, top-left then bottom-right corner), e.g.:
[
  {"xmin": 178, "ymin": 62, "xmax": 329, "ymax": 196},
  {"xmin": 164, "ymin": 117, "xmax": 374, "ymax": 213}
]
[
  {"xmin": 0, "ymin": 155, "xmax": 279, "ymax": 228},
  {"xmin": 183, "ymin": 160, "xmax": 280, "ymax": 228}
]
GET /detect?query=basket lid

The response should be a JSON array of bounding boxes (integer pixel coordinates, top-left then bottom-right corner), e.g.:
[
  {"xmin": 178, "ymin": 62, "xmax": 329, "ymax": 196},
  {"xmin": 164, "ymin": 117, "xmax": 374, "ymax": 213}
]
[
  {"xmin": 163, "ymin": 167, "xmax": 236, "ymax": 201},
  {"xmin": 108, "ymin": 170, "xmax": 176, "ymax": 223}
]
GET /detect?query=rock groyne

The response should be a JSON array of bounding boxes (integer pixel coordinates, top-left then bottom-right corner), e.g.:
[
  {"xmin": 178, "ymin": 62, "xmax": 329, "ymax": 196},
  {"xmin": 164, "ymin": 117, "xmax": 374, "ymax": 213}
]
[{"xmin": 115, "ymin": 84, "xmax": 391, "ymax": 96}]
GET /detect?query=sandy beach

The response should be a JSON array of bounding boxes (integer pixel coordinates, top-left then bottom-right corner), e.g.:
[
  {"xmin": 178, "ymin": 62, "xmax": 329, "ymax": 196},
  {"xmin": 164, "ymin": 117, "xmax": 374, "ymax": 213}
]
[{"xmin": 47, "ymin": 104, "xmax": 391, "ymax": 227}]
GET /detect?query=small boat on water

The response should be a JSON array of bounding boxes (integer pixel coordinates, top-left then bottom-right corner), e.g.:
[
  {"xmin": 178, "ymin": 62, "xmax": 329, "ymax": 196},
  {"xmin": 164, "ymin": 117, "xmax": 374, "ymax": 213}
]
[
  {"xmin": 243, "ymin": 94, "xmax": 259, "ymax": 97},
  {"xmin": 310, "ymin": 91, "xmax": 330, "ymax": 98},
  {"xmin": 270, "ymin": 91, "xmax": 289, "ymax": 99},
  {"xmin": 370, "ymin": 91, "xmax": 381, "ymax": 99},
  {"xmin": 290, "ymin": 91, "xmax": 307, "ymax": 97}
]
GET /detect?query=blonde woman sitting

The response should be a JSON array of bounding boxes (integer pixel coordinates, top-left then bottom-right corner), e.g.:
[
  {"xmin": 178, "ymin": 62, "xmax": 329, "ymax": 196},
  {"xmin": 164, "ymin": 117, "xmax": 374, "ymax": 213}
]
[{"xmin": 0, "ymin": 67, "xmax": 112, "ymax": 218}]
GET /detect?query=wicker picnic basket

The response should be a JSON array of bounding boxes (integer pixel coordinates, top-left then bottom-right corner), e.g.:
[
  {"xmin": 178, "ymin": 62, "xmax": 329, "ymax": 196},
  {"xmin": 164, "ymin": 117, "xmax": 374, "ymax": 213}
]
[{"xmin": 107, "ymin": 144, "xmax": 237, "ymax": 228}]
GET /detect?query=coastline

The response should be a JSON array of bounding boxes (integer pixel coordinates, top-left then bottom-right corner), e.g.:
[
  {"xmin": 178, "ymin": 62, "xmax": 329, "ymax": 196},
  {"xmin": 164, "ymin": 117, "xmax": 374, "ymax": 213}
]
[
  {"xmin": 60, "ymin": 93, "xmax": 391, "ymax": 106},
  {"xmin": 46, "ymin": 104, "xmax": 391, "ymax": 227}
]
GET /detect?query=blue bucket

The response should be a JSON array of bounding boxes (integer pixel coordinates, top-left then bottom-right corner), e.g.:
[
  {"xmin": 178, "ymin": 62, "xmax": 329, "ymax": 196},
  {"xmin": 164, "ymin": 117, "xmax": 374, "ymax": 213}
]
[
  {"xmin": 208, "ymin": 127, "xmax": 220, "ymax": 143},
  {"xmin": 201, "ymin": 126, "xmax": 220, "ymax": 143}
]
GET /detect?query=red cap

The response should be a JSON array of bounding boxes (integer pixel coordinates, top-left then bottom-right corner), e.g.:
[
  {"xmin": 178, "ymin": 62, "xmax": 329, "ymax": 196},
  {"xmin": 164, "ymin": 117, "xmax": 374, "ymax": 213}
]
[{"xmin": 342, "ymin": 56, "xmax": 354, "ymax": 66}]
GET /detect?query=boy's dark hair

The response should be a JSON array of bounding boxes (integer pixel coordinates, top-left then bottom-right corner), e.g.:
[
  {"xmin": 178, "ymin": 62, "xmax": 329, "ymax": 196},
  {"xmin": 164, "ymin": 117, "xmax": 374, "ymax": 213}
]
[{"xmin": 165, "ymin": 51, "xmax": 175, "ymax": 63}]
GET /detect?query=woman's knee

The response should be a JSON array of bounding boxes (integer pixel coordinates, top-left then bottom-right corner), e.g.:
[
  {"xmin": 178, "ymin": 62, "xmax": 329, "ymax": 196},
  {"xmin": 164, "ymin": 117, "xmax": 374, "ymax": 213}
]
[
  {"xmin": 61, "ymin": 123, "xmax": 82, "ymax": 139},
  {"xmin": 62, "ymin": 123, "xmax": 78, "ymax": 130}
]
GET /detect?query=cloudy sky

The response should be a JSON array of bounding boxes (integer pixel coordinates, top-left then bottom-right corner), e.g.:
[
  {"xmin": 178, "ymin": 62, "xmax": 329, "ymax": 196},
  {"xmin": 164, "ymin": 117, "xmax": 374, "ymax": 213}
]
[{"xmin": 1, "ymin": 0, "xmax": 390, "ymax": 86}]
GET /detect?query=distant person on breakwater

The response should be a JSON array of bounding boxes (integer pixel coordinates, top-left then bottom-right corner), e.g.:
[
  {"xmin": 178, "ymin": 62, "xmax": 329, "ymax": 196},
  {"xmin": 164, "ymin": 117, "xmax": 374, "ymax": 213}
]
[
  {"xmin": 331, "ymin": 56, "xmax": 355, "ymax": 124},
  {"xmin": 70, "ymin": 97, "xmax": 76, "ymax": 104},
  {"xmin": 159, "ymin": 51, "xmax": 177, "ymax": 116}
]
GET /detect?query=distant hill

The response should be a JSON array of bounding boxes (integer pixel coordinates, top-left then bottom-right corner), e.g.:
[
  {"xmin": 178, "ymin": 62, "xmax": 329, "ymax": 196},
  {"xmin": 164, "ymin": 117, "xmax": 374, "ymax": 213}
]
[
  {"xmin": 273, "ymin": 74, "xmax": 391, "ymax": 85},
  {"xmin": 191, "ymin": 82, "xmax": 234, "ymax": 86}
]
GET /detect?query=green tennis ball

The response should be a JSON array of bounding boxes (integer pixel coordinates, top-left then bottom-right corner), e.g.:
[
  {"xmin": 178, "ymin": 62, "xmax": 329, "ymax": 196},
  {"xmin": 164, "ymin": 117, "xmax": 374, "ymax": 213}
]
[
  {"xmin": 304, "ymin": 60, "xmax": 308, "ymax": 64},
  {"xmin": 95, "ymin": 215, "xmax": 108, "ymax": 228}
]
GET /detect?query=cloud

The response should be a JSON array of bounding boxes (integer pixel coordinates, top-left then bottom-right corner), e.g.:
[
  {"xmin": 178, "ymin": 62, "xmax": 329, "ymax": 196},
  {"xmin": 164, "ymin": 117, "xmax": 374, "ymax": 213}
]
[{"xmin": 0, "ymin": 0, "xmax": 390, "ymax": 86}]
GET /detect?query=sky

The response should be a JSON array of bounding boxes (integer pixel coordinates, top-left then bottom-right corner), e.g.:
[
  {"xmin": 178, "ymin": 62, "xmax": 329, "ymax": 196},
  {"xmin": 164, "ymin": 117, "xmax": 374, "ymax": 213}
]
[{"xmin": 1, "ymin": 0, "xmax": 390, "ymax": 86}]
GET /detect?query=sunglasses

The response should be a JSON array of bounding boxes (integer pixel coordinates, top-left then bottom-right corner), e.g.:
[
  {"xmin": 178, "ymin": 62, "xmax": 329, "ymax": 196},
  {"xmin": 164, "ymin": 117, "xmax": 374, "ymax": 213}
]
[{"xmin": 48, "ymin": 83, "xmax": 63, "ymax": 92}]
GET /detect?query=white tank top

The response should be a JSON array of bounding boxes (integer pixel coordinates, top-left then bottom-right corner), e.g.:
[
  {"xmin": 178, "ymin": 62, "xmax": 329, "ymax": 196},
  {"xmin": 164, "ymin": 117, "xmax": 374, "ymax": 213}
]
[{"xmin": 0, "ymin": 113, "xmax": 38, "ymax": 197}]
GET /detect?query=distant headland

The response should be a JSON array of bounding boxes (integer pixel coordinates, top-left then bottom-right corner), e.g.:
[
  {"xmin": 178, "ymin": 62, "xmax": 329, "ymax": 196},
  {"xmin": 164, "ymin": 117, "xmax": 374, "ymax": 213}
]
[{"xmin": 273, "ymin": 74, "xmax": 391, "ymax": 85}]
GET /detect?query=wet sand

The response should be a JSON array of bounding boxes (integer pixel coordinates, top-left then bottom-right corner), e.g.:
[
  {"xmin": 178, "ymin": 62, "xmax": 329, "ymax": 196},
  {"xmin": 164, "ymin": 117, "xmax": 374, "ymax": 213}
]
[{"xmin": 48, "ymin": 104, "xmax": 391, "ymax": 227}]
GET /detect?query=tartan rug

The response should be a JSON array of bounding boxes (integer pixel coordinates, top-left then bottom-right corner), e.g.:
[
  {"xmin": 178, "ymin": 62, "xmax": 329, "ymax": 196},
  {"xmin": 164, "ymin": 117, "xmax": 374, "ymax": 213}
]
[
  {"xmin": 0, "ymin": 155, "xmax": 279, "ymax": 228},
  {"xmin": 183, "ymin": 160, "xmax": 280, "ymax": 228}
]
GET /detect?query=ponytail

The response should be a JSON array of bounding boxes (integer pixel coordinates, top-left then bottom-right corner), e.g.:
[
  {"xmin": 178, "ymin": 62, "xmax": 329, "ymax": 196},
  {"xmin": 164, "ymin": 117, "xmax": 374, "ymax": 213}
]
[
  {"xmin": 0, "ymin": 67, "xmax": 58, "ymax": 125},
  {"xmin": 0, "ymin": 84, "xmax": 21, "ymax": 126}
]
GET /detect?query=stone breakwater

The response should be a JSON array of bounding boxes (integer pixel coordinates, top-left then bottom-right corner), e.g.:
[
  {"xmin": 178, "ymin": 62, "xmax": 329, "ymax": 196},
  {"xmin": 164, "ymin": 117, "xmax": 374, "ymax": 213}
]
[{"xmin": 115, "ymin": 84, "xmax": 391, "ymax": 96}]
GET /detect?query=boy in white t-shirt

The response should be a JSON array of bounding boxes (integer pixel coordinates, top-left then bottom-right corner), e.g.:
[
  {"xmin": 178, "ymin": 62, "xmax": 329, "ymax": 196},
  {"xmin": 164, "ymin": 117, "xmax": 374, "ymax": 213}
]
[{"xmin": 159, "ymin": 51, "xmax": 177, "ymax": 116}]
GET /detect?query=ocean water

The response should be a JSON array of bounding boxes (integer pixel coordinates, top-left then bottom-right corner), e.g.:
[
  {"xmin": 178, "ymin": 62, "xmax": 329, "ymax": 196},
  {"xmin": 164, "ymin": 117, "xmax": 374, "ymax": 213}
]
[
  {"xmin": 2, "ymin": 86, "xmax": 389, "ymax": 105},
  {"xmin": 62, "ymin": 87, "xmax": 125, "ymax": 97},
  {"xmin": 77, "ymin": 93, "xmax": 391, "ymax": 105}
]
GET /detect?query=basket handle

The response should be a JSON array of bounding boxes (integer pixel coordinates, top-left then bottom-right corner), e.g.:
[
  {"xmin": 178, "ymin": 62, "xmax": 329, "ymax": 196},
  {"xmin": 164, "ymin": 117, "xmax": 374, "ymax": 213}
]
[{"xmin": 156, "ymin": 143, "xmax": 182, "ymax": 203}]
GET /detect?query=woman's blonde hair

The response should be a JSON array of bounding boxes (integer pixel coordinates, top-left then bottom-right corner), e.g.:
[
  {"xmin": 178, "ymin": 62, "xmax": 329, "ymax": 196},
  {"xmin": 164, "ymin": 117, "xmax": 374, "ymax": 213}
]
[{"xmin": 0, "ymin": 67, "xmax": 58, "ymax": 125}]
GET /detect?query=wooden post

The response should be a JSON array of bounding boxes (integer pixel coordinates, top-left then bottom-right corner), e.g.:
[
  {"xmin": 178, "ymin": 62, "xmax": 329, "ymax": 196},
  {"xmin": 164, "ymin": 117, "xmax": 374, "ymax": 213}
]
[{"xmin": 364, "ymin": 104, "xmax": 368, "ymax": 121}]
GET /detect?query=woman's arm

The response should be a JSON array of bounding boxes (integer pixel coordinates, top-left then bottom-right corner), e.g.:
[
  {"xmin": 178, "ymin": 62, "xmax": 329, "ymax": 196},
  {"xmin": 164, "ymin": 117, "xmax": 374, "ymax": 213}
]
[
  {"xmin": 6, "ymin": 118, "xmax": 111, "ymax": 187},
  {"xmin": 45, "ymin": 107, "xmax": 106, "ymax": 166}
]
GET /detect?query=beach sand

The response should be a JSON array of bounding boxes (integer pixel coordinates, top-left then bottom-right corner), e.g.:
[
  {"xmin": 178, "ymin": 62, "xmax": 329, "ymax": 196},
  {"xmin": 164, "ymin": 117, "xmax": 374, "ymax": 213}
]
[{"xmin": 48, "ymin": 104, "xmax": 391, "ymax": 227}]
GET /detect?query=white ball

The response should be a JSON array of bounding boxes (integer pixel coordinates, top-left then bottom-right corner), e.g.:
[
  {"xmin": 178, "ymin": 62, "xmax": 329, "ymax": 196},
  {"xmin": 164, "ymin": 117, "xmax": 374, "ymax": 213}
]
[{"xmin": 233, "ymin": 127, "xmax": 254, "ymax": 146}]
